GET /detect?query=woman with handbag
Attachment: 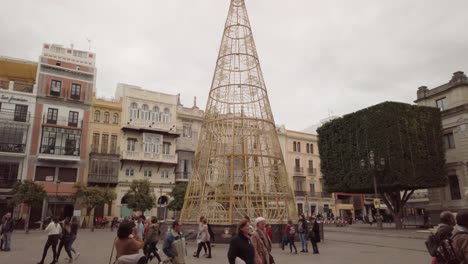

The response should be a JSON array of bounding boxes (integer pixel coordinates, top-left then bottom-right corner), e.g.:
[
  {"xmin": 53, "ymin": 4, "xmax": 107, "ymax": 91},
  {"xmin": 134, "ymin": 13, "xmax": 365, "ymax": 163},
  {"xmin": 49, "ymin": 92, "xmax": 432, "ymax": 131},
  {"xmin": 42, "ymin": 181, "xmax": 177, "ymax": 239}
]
[
  {"xmin": 251, "ymin": 217, "xmax": 274, "ymax": 264},
  {"xmin": 308, "ymin": 217, "xmax": 320, "ymax": 254}
]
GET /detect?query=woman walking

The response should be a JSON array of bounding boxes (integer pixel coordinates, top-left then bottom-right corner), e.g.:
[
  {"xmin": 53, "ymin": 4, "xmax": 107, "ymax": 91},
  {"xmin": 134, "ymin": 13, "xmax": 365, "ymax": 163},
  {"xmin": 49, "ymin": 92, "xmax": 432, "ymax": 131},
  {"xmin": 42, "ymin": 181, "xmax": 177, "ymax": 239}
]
[
  {"xmin": 37, "ymin": 217, "xmax": 62, "ymax": 264},
  {"xmin": 194, "ymin": 218, "xmax": 211, "ymax": 258},
  {"xmin": 285, "ymin": 219, "xmax": 297, "ymax": 254},
  {"xmin": 308, "ymin": 217, "xmax": 320, "ymax": 254},
  {"xmin": 69, "ymin": 216, "xmax": 80, "ymax": 260},
  {"xmin": 57, "ymin": 219, "xmax": 74, "ymax": 263},
  {"xmin": 227, "ymin": 219, "xmax": 255, "ymax": 264},
  {"xmin": 144, "ymin": 217, "xmax": 162, "ymax": 263},
  {"xmin": 298, "ymin": 214, "xmax": 308, "ymax": 252},
  {"xmin": 251, "ymin": 217, "xmax": 273, "ymax": 264}
]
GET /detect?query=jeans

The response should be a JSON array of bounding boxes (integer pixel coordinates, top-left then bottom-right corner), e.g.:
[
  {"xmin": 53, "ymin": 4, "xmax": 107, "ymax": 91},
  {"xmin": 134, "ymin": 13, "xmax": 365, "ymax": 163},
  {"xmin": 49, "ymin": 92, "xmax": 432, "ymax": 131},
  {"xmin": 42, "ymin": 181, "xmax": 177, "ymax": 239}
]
[
  {"xmin": 298, "ymin": 232, "xmax": 308, "ymax": 251},
  {"xmin": 69, "ymin": 235, "xmax": 77, "ymax": 254},
  {"xmin": 3, "ymin": 231, "xmax": 12, "ymax": 250},
  {"xmin": 57, "ymin": 238, "xmax": 73, "ymax": 260},
  {"xmin": 39, "ymin": 234, "xmax": 60, "ymax": 264}
]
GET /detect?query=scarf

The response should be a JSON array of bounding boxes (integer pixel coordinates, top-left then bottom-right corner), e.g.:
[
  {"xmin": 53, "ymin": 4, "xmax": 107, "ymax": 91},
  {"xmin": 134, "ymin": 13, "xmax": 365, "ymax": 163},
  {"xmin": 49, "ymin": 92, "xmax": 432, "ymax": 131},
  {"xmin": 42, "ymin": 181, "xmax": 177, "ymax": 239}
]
[{"xmin": 257, "ymin": 228, "xmax": 272, "ymax": 252}]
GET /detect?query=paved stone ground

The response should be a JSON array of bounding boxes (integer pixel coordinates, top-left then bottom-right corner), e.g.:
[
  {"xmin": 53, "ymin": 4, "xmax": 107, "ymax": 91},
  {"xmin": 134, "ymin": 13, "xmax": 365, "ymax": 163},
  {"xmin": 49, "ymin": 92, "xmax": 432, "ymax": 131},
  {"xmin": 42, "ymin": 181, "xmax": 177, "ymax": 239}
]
[{"xmin": 0, "ymin": 227, "xmax": 431, "ymax": 264}]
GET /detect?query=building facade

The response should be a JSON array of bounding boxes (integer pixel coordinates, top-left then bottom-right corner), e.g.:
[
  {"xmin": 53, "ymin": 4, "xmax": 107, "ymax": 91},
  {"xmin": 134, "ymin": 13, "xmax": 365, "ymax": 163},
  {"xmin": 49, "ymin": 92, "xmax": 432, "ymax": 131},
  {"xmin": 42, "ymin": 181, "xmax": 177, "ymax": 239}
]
[
  {"xmin": 175, "ymin": 96, "xmax": 204, "ymax": 184},
  {"xmin": 277, "ymin": 125, "xmax": 334, "ymax": 217},
  {"xmin": 115, "ymin": 84, "xmax": 179, "ymax": 219},
  {"xmin": 86, "ymin": 93, "xmax": 122, "ymax": 217},
  {"xmin": 415, "ymin": 71, "xmax": 468, "ymax": 221},
  {"xmin": 0, "ymin": 57, "xmax": 38, "ymax": 217},
  {"xmin": 27, "ymin": 44, "xmax": 96, "ymax": 225}
]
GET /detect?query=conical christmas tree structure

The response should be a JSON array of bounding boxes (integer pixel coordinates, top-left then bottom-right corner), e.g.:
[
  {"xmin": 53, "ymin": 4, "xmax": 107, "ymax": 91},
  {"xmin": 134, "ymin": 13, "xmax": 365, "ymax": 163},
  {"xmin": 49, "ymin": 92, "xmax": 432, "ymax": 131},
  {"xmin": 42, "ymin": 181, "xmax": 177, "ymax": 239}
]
[{"xmin": 180, "ymin": 0, "xmax": 296, "ymax": 225}]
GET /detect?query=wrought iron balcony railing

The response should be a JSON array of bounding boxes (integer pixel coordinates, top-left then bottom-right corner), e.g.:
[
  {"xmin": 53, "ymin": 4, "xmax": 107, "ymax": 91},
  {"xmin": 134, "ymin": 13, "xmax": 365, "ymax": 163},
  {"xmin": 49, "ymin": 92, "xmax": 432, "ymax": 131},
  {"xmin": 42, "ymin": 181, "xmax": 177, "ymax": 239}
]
[
  {"xmin": 0, "ymin": 143, "xmax": 26, "ymax": 153},
  {"xmin": 0, "ymin": 109, "xmax": 30, "ymax": 122},
  {"xmin": 43, "ymin": 116, "xmax": 83, "ymax": 128},
  {"xmin": 39, "ymin": 145, "xmax": 80, "ymax": 156},
  {"xmin": 0, "ymin": 179, "xmax": 19, "ymax": 189},
  {"xmin": 307, "ymin": 167, "xmax": 317, "ymax": 175},
  {"xmin": 87, "ymin": 174, "xmax": 118, "ymax": 184},
  {"xmin": 294, "ymin": 166, "xmax": 304, "ymax": 173},
  {"xmin": 175, "ymin": 172, "xmax": 190, "ymax": 180}
]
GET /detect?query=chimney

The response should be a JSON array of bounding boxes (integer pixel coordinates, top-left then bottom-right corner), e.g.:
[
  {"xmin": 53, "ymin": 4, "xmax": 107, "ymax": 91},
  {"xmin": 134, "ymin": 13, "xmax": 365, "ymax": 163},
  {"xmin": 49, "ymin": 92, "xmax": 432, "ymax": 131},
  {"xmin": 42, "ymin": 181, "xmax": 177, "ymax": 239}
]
[{"xmin": 417, "ymin": 86, "xmax": 428, "ymax": 99}]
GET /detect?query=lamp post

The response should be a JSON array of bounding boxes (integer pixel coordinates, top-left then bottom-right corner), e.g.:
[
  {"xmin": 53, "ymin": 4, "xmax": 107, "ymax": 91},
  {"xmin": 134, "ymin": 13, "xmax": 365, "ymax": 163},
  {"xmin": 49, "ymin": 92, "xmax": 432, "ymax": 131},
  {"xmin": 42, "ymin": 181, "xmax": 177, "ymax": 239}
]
[
  {"xmin": 360, "ymin": 150, "xmax": 385, "ymax": 230},
  {"xmin": 54, "ymin": 180, "xmax": 61, "ymax": 217}
]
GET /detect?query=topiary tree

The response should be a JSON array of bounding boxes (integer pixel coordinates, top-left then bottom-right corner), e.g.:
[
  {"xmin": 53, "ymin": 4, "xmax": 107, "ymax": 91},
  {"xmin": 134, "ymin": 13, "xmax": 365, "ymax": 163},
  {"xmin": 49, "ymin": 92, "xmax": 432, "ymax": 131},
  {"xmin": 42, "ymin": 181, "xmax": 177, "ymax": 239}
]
[
  {"xmin": 125, "ymin": 179, "xmax": 156, "ymax": 214},
  {"xmin": 73, "ymin": 182, "xmax": 105, "ymax": 231},
  {"xmin": 10, "ymin": 180, "xmax": 46, "ymax": 233},
  {"xmin": 317, "ymin": 101, "xmax": 446, "ymax": 229},
  {"xmin": 168, "ymin": 183, "xmax": 187, "ymax": 217}
]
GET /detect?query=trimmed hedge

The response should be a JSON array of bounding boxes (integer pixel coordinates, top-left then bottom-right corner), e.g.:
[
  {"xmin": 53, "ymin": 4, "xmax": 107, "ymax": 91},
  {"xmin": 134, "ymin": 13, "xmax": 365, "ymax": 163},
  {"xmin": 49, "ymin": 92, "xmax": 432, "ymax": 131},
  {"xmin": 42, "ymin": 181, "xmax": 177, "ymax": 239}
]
[{"xmin": 317, "ymin": 101, "xmax": 446, "ymax": 193}]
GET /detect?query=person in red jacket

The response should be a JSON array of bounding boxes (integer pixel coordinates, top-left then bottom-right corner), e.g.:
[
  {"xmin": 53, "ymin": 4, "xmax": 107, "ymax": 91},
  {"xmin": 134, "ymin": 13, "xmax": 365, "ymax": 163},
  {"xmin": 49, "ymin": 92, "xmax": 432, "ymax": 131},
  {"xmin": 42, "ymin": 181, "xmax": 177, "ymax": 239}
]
[
  {"xmin": 265, "ymin": 223, "xmax": 273, "ymax": 240},
  {"xmin": 285, "ymin": 219, "xmax": 297, "ymax": 254}
]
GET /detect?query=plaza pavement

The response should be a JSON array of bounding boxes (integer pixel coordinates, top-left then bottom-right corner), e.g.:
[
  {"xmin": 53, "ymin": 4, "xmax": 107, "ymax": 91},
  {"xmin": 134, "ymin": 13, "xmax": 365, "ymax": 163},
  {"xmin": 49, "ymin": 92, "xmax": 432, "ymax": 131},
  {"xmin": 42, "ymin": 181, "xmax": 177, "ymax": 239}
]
[{"xmin": 0, "ymin": 226, "xmax": 432, "ymax": 264}]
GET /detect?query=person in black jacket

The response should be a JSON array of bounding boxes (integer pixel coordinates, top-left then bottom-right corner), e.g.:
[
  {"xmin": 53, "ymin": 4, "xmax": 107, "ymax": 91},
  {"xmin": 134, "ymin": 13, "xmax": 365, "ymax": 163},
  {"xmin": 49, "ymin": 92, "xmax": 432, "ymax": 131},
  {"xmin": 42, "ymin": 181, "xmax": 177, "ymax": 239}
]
[
  {"xmin": 228, "ymin": 219, "xmax": 255, "ymax": 264},
  {"xmin": 308, "ymin": 217, "xmax": 320, "ymax": 254},
  {"xmin": 1, "ymin": 212, "xmax": 15, "ymax": 251},
  {"xmin": 56, "ymin": 219, "xmax": 73, "ymax": 263}
]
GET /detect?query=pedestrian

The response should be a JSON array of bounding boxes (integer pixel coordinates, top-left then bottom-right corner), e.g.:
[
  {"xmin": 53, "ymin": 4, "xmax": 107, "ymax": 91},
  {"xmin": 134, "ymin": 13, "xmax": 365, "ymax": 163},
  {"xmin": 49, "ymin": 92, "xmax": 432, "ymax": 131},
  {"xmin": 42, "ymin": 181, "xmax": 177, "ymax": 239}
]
[
  {"xmin": 162, "ymin": 220, "xmax": 186, "ymax": 264},
  {"xmin": 452, "ymin": 210, "xmax": 468, "ymax": 263},
  {"xmin": 194, "ymin": 218, "xmax": 211, "ymax": 258},
  {"xmin": 285, "ymin": 219, "xmax": 297, "ymax": 254},
  {"xmin": 136, "ymin": 215, "xmax": 146, "ymax": 239},
  {"xmin": 1, "ymin": 212, "xmax": 14, "ymax": 251},
  {"xmin": 56, "ymin": 219, "xmax": 73, "ymax": 263},
  {"xmin": 251, "ymin": 217, "xmax": 273, "ymax": 264},
  {"xmin": 227, "ymin": 219, "xmax": 254, "ymax": 264},
  {"xmin": 308, "ymin": 217, "xmax": 320, "ymax": 254},
  {"xmin": 243, "ymin": 215, "xmax": 255, "ymax": 235},
  {"xmin": 37, "ymin": 217, "xmax": 62, "ymax": 264},
  {"xmin": 144, "ymin": 217, "xmax": 162, "ymax": 264},
  {"xmin": 265, "ymin": 224, "xmax": 273, "ymax": 241},
  {"xmin": 114, "ymin": 220, "xmax": 146, "ymax": 264},
  {"xmin": 297, "ymin": 214, "xmax": 308, "ymax": 252},
  {"xmin": 430, "ymin": 211, "xmax": 456, "ymax": 264},
  {"xmin": 68, "ymin": 216, "xmax": 80, "ymax": 260}
]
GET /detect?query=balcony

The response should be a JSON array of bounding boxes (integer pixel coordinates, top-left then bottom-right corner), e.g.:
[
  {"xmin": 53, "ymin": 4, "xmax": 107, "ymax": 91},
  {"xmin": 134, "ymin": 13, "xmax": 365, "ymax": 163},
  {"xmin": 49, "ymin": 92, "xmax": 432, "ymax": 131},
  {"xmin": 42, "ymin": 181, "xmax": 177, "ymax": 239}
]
[
  {"xmin": 0, "ymin": 109, "xmax": 30, "ymax": 122},
  {"xmin": 39, "ymin": 145, "xmax": 81, "ymax": 161},
  {"xmin": 121, "ymin": 150, "xmax": 177, "ymax": 164},
  {"xmin": 124, "ymin": 119, "xmax": 176, "ymax": 133},
  {"xmin": 0, "ymin": 143, "xmax": 26, "ymax": 153},
  {"xmin": 90, "ymin": 145, "xmax": 120, "ymax": 155},
  {"xmin": 307, "ymin": 168, "xmax": 317, "ymax": 176},
  {"xmin": 0, "ymin": 80, "xmax": 34, "ymax": 93},
  {"xmin": 294, "ymin": 190, "xmax": 306, "ymax": 197},
  {"xmin": 175, "ymin": 172, "xmax": 190, "ymax": 181},
  {"xmin": 43, "ymin": 116, "xmax": 83, "ymax": 129},
  {"xmin": 0, "ymin": 179, "xmax": 18, "ymax": 189},
  {"xmin": 293, "ymin": 166, "xmax": 304, "ymax": 175},
  {"xmin": 310, "ymin": 192, "xmax": 333, "ymax": 199},
  {"xmin": 87, "ymin": 174, "xmax": 118, "ymax": 186}
]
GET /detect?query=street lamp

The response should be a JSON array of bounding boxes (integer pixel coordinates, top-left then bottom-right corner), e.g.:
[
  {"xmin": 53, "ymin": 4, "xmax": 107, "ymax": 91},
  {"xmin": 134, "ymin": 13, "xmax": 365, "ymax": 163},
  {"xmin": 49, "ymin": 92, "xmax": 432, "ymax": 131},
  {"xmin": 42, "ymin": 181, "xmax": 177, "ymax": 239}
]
[
  {"xmin": 54, "ymin": 180, "xmax": 61, "ymax": 217},
  {"xmin": 360, "ymin": 150, "xmax": 385, "ymax": 230}
]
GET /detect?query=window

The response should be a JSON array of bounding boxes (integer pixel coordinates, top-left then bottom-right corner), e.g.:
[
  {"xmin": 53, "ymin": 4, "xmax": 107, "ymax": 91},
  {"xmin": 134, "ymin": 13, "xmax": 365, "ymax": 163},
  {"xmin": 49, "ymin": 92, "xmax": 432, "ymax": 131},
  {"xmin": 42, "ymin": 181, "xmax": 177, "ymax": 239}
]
[
  {"xmin": 163, "ymin": 143, "xmax": 170, "ymax": 154},
  {"xmin": 295, "ymin": 159, "xmax": 300, "ymax": 168},
  {"xmin": 34, "ymin": 166, "xmax": 55, "ymax": 182},
  {"xmin": 125, "ymin": 168, "xmax": 134, "ymax": 177},
  {"xmin": 102, "ymin": 134, "xmax": 109, "ymax": 154},
  {"xmin": 144, "ymin": 170, "xmax": 152, "ymax": 177},
  {"xmin": 297, "ymin": 142, "xmax": 301, "ymax": 152},
  {"xmin": 0, "ymin": 162, "xmax": 19, "ymax": 186},
  {"xmin": 14, "ymin": 105, "xmax": 28, "ymax": 122},
  {"xmin": 64, "ymin": 138, "xmax": 77, "ymax": 155},
  {"xmin": 436, "ymin": 97, "xmax": 448, "ymax": 111},
  {"xmin": 183, "ymin": 125, "xmax": 192, "ymax": 138},
  {"xmin": 152, "ymin": 107, "xmax": 160, "ymax": 122},
  {"xmin": 68, "ymin": 111, "xmax": 79, "ymax": 127},
  {"xmin": 92, "ymin": 133, "xmax": 100, "ymax": 152},
  {"xmin": 308, "ymin": 160, "xmax": 314, "ymax": 169},
  {"xmin": 306, "ymin": 143, "xmax": 310, "ymax": 153},
  {"xmin": 141, "ymin": 105, "xmax": 149, "ymax": 120},
  {"xmin": 104, "ymin": 112, "xmax": 110, "ymax": 123},
  {"xmin": 297, "ymin": 204, "xmax": 303, "ymax": 215},
  {"xmin": 110, "ymin": 135, "xmax": 118, "ymax": 154},
  {"xmin": 47, "ymin": 108, "xmax": 58, "ymax": 124},
  {"xmin": 71, "ymin": 83, "xmax": 81, "ymax": 100},
  {"xmin": 130, "ymin": 103, "xmax": 138, "ymax": 119},
  {"xmin": 443, "ymin": 133, "xmax": 455, "ymax": 149},
  {"xmin": 293, "ymin": 141, "xmax": 296, "ymax": 152},
  {"xmin": 127, "ymin": 138, "xmax": 136, "ymax": 151},
  {"xmin": 0, "ymin": 125, "xmax": 25, "ymax": 152},
  {"xmin": 58, "ymin": 167, "xmax": 77, "ymax": 182},
  {"xmin": 161, "ymin": 170, "xmax": 169, "ymax": 179},
  {"xmin": 448, "ymin": 175, "xmax": 461, "ymax": 200},
  {"xmin": 93, "ymin": 111, "xmax": 100, "ymax": 122},
  {"xmin": 295, "ymin": 179, "xmax": 304, "ymax": 191},
  {"xmin": 113, "ymin": 113, "xmax": 119, "ymax": 124},
  {"xmin": 310, "ymin": 184, "xmax": 315, "ymax": 194},
  {"xmin": 162, "ymin": 108, "xmax": 170, "ymax": 123},
  {"xmin": 310, "ymin": 143, "xmax": 314, "ymax": 154},
  {"xmin": 50, "ymin": 80, "xmax": 62, "ymax": 96},
  {"xmin": 56, "ymin": 61, "xmax": 61, "ymax": 66}
]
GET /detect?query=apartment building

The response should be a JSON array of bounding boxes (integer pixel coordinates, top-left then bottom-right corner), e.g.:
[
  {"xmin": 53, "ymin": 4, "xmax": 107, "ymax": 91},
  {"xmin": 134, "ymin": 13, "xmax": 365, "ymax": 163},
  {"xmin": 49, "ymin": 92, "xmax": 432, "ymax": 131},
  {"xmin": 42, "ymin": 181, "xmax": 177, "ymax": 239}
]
[
  {"xmin": 27, "ymin": 44, "xmax": 96, "ymax": 224},
  {"xmin": 115, "ymin": 84, "xmax": 179, "ymax": 219},
  {"xmin": 0, "ymin": 57, "xmax": 37, "ymax": 217},
  {"xmin": 277, "ymin": 125, "xmax": 334, "ymax": 217},
  {"xmin": 415, "ymin": 71, "xmax": 468, "ymax": 222}
]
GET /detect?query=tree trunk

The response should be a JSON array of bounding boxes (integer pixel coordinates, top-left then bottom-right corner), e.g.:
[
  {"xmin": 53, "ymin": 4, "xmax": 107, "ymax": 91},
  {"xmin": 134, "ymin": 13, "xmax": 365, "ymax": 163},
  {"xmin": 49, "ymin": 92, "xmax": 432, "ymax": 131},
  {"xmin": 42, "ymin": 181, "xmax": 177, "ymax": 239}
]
[
  {"xmin": 394, "ymin": 211, "xmax": 403, "ymax": 229},
  {"xmin": 24, "ymin": 206, "xmax": 31, "ymax": 234},
  {"xmin": 380, "ymin": 189, "xmax": 414, "ymax": 229},
  {"xmin": 87, "ymin": 208, "xmax": 95, "ymax": 232}
]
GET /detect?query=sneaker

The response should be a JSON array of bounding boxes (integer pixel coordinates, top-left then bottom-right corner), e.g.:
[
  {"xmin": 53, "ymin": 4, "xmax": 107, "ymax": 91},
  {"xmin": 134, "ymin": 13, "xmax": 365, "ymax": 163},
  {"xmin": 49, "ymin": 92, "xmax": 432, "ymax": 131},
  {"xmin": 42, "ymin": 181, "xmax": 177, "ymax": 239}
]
[{"xmin": 74, "ymin": 252, "xmax": 80, "ymax": 260}]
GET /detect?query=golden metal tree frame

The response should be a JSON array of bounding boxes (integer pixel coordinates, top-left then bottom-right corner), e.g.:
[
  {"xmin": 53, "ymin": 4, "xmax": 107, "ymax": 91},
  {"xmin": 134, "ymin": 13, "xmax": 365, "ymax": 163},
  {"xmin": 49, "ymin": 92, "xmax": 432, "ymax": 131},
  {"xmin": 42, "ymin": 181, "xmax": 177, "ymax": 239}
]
[{"xmin": 180, "ymin": 0, "xmax": 297, "ymax": 225}]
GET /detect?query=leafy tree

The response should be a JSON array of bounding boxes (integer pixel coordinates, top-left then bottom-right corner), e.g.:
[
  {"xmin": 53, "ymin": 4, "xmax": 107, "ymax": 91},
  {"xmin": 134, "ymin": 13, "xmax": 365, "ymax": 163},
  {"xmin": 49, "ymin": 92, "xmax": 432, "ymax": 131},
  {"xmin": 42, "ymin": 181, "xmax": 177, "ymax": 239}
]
[
  {"xmin": 168, "ymin": 183, "xmax": 187, "ymax": 211},
  {"xmin": 102, "ymin": 187, "xmax": 117, "ymax": 216},
  {"xmin": 73, "ymin": 182, "xmax": 105, "ymax": 230},
  {"xmin": 317, "ymin": 102, "xmax": 446, "ymax": 229},
  {"xmin": 9, "ymin": 180, "xmax": 46, "ymax": 233},
  {"xmin": 125, "ymin": 179, "xmax": 156, "ymax": 213}
]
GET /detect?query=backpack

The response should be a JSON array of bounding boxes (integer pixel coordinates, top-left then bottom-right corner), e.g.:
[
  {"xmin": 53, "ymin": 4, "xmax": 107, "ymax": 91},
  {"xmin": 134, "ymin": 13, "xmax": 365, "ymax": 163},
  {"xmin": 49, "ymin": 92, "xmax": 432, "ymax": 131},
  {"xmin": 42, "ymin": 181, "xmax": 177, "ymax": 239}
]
[
  {"xmin": 288, "ymin": 225, "xmax": 296, "ymax": 235},
  {"xmin": 436, "ymin": 231, "xmax": 468, "ymax": 264},
  {"xmin": 425, "ymin": 232, "xmax": 439, "ymax": 257}
]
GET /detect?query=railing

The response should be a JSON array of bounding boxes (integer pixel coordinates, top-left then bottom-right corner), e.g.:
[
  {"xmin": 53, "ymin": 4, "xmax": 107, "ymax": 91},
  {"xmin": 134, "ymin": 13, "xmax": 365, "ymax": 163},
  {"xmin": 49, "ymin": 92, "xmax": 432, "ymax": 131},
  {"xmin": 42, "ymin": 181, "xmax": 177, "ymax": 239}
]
[
  {"xmin": 294, "ymin": 166, "xmax": 304, "ymax": 173},
  {"xmin": 0, "ymin": 80, "xmax": 33, "ymax": 93},
  {"xmin": 175, "ymin": 172, "xmax": 190, "ymax": 180},
  {"xmin": 0, "ymin": 143, "xmax": 26, "ymax": 153},
  {"xmin": 309, "ymin": 192, "xmax": 333, "ymax": 199},
  {"xmin": 307, "ymin": 168, "xmax": 317, "ymax": 175},
  {"xmin": 39, "ymin": 145, "xmax": 80, "ymax": 156},
  {"xmin": 90, "ymin": 145, "xmax": 120, "ymax": 155},
  {"xmin": 294, "ymin": 190, "xmax": 306, "ymax": 197},
  {"xmin": 0, "ymin": 179, "xmax": 18, "ymax": 189},
  {"xmin": 43, "ymin": 115, "xmax": 83, "ymax": 128},
  {"xmin": 125, "ymin": 119, "xmax": 174, "ymax": 131},
  {"xmin": 87, "ymin": 174, "xmax": 118, "ymax": 184},
  {"xmin": 0, "ymin": 109, "xmax": 30, "ymax": 122},
  {"xmin": 121, "ymin": 150, "xmax": 177, "ymax": 163}
]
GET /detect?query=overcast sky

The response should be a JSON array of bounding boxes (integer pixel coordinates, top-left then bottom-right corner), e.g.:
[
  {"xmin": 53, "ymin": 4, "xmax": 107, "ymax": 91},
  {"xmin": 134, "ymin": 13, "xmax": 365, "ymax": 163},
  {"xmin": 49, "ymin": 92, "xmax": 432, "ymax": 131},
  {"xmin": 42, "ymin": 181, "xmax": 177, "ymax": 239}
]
[{"xmin": 1, "ymin": 0, "xmax": 467, "ymax": 131}]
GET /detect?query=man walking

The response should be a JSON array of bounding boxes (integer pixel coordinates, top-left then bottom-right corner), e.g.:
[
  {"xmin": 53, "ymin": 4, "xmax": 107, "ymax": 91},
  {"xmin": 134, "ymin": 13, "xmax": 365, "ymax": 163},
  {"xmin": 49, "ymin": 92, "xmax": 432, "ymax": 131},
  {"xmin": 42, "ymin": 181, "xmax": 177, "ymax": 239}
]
[
  {"xmin": 1, "ymin": 212, "xmax": 15, "ymax": 251},
  {"xmin": 163, "ymin": 221, "xmax": 185, "ymax": 264},
  {"xmin": 430, "ymin": 211, "xmax": 456, "ymax": 264},
  {"xmin": 452, "ymin": 210, "xmax": 468, "ymax": 264}
]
